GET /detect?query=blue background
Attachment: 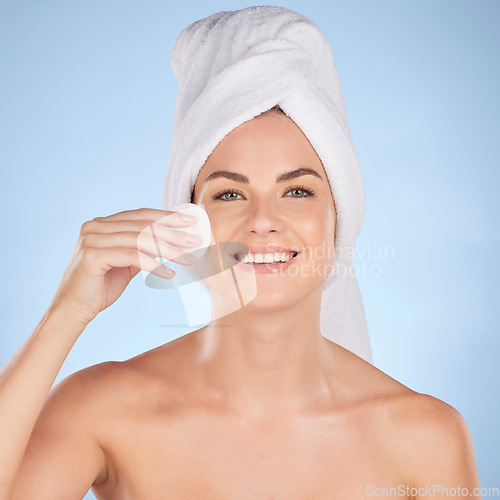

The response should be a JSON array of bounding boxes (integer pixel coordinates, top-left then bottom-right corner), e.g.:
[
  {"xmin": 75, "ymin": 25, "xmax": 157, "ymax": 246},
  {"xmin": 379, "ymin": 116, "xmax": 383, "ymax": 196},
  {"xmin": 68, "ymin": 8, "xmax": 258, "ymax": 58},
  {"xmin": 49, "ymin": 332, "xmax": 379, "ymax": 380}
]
[{"xmin": 1, "ymin": 0, "xmax": 498, "ymax": 496}]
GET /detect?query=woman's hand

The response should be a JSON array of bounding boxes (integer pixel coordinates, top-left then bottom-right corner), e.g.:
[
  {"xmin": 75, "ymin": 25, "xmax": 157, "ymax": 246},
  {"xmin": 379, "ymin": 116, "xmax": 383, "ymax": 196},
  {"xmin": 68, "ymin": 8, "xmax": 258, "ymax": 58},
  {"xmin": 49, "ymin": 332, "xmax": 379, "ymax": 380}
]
[{"xmin": 49, "ymin": 208, "xmax": 201, "ymax": 326}]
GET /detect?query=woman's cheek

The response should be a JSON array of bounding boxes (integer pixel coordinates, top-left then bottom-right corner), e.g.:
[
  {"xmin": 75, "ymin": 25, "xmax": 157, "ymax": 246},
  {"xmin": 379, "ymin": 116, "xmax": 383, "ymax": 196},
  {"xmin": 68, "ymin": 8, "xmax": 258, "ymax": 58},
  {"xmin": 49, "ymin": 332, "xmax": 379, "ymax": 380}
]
[
  {"xmin": 301, "ymin": 208, "xmax": 335, "ymax": 268},
  {"xmin": 207, "ymin": 210, "xmax": 235, "ymax": 242}
]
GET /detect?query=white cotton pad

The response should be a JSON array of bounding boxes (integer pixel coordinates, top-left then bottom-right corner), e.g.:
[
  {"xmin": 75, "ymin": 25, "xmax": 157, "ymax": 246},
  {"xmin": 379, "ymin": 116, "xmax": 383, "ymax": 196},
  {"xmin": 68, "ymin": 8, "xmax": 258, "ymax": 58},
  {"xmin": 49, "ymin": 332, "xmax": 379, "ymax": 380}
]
[
  {"xmin": 140, "ymin": 203, "xmax": 212, "ymax": 289},
  {"xmin": 171, "ymin": 202, "xmax": 211, "ymax": 259}
]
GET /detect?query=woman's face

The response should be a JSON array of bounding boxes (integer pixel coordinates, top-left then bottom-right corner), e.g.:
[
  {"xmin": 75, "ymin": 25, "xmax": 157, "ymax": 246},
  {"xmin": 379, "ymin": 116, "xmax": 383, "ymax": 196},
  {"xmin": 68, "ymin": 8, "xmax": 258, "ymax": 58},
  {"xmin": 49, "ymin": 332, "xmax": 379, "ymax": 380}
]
[{"xmin": 192, "ymin": 111, "xmax": 336, "ymax": 310}]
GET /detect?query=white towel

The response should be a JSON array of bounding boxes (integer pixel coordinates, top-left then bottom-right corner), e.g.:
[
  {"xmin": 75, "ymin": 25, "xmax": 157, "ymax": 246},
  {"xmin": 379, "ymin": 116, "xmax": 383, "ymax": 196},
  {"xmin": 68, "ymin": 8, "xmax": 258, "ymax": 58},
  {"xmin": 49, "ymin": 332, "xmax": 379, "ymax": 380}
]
[{"xmin": 162, "ymin": 6, "xmax": 373, "ymax": 363}]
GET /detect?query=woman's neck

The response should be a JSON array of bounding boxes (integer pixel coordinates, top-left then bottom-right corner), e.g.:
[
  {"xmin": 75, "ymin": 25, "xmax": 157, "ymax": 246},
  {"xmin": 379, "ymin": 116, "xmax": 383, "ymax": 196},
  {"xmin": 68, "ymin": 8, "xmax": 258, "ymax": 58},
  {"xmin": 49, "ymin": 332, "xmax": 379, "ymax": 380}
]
[{"xmin": 192, "ymin": 287, "xmax": 337, "ymax": 418}]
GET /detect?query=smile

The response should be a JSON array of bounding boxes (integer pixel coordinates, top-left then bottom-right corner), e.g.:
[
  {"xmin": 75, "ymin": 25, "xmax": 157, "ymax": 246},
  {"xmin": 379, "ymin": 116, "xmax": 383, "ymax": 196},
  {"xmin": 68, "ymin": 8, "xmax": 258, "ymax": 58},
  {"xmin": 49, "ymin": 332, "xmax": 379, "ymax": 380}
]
[{"xmin": 235, "ymin": 251, "xmax": 299, "ymax": 265}]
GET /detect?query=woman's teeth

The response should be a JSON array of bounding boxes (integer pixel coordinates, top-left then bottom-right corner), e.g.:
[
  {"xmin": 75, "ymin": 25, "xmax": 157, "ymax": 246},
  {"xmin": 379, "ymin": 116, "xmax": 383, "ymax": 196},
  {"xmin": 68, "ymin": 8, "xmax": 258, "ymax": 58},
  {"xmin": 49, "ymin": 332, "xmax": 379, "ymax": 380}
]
[{"xmin": 236, "ymin": 252, "xmax": 297, "ymax": 264}]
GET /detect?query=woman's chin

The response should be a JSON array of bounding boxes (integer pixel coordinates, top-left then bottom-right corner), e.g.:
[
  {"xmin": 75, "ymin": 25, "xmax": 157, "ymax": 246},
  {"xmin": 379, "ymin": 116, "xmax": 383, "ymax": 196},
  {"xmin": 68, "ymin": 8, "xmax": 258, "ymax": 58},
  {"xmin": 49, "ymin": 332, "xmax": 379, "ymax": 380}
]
[
  {"xmin": 242, "ymin": 295, "xmax": 300, "ymax": 313},
  {"xmin": 203, "ymin": 258, "xmax": 327, "ymax": 313}
]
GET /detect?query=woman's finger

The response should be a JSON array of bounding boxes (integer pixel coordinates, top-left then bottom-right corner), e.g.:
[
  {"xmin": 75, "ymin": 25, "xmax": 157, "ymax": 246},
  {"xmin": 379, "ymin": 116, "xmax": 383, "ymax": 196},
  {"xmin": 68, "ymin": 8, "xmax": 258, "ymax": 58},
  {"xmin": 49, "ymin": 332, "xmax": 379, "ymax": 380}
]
[
  {"xmin": 90, "ymin": 208, "xmax": 196, "ymax": 228},
  {"xmin": 81, "ymin": 219, "xmax": 201, "ymax": 250},
  {"xmin": 80, "ymin": 246, "xmax": 176, "ymax": 279}
]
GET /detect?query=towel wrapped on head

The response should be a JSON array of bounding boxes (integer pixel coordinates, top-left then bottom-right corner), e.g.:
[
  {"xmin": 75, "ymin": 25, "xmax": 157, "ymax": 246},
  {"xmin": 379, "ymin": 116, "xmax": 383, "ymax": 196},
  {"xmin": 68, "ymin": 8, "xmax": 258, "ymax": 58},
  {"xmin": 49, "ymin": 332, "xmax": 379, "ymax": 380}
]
[{"xmin": 162, "ymin": 6, "xmax": 373, "ymax": 363}]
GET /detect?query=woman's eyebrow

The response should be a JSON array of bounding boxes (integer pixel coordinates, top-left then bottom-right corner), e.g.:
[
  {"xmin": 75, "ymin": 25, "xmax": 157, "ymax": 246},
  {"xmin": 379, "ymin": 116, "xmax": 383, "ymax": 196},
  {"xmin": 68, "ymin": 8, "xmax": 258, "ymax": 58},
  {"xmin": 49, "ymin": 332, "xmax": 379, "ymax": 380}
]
[{"xmin": 203, "ymin": 167, "xmax": 324, "ymax": 184}]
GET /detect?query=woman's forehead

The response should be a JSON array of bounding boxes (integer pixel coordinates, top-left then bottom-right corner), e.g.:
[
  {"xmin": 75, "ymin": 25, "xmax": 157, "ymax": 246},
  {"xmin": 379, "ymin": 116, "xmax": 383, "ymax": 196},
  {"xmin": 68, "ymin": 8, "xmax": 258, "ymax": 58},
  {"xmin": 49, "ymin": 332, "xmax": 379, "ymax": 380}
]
[{"xmin": 196, "ymin": 113, "xmax": 326, "ymax": 180}]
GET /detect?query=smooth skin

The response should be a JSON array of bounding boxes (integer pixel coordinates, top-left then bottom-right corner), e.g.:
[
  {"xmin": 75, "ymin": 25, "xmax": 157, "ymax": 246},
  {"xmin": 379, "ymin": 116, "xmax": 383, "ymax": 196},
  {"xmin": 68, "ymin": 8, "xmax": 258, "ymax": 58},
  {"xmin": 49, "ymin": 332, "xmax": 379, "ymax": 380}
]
[{"xmin": 1, "ymin": 111, "xmax": 480, "ymax": 499}]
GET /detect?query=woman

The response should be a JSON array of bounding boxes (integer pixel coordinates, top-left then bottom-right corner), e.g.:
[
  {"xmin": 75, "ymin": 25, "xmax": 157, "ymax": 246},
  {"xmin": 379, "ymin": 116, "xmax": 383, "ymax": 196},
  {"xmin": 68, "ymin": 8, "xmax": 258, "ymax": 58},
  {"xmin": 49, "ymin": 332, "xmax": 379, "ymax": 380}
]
[{"xmin": 1, "ymin": 7, "xmax": 479, "ymax": 499}]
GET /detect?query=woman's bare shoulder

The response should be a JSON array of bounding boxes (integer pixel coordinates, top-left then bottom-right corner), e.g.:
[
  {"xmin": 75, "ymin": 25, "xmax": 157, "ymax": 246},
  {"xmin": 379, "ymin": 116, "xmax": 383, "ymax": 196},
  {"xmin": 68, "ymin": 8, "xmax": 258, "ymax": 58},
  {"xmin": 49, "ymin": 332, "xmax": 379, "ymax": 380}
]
[
  {"xmin": 51, "ymin": 361, "xmax": 136, "ymax": 425},
  {"xmin": 333, "ymin": 345, "xmax": 470, "ymax": 446},
  {"xmin": 69, "ymin": 337, "xmax": 192, "ymax": 404},
  {"xmin": 330, "ymin": 343, "xmax": 416, "ymax": 404},
  {"xmin": 384, "ymin": 391, "xmax": 478, "ymax": 486},
  {"xmin": 55, "ymin": 360, "xmax": 125, "ymax": 399},
  {"xmin": 56, "ymin": 332, "xmax": 197, "ymax": 420},
  {"xmin": 378, "ymin": 389, "xmax": 469, "ymax": 443},
  {"xmin": 350, "ymin": 356, "xmax": 466, "ymax": 434},
  {"xmin": 335, "ymin": 349, "xmax": 478, "ymax": 484},
  {"xmin": 342, "ymin": 348, "xmax": 466, "ymax": 427},
  {"xmin": 343, "ymin": 356, "xmax": 477, "ymax": 485}
]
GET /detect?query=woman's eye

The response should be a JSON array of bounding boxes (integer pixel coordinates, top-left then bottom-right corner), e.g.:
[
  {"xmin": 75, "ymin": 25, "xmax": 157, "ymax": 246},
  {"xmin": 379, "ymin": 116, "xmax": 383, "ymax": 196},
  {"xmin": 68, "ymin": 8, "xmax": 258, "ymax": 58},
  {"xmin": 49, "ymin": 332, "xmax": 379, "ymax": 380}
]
[
  {"xmin": 213, "ymin": 190, "xmax": 243, "ymax": 201},
  {"xmin": 284, "ymin": 186, "xmax": 314, "ymax": 198}
]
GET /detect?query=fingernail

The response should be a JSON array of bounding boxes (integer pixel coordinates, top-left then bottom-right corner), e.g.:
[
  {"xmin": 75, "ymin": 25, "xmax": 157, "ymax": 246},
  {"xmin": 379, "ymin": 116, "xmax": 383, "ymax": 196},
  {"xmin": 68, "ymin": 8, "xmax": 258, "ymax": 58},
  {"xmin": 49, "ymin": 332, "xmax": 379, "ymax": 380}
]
[
  {"xmin": 159, "ymin": 266, "xmax": 175, "ymax": 278},
  {"xmin": 180, "ymin": 214, "xmax": 195, "ymax": 222},
  {"xmin": 185, "ymin": 233, "xmax": 200, "ymax": 244}
]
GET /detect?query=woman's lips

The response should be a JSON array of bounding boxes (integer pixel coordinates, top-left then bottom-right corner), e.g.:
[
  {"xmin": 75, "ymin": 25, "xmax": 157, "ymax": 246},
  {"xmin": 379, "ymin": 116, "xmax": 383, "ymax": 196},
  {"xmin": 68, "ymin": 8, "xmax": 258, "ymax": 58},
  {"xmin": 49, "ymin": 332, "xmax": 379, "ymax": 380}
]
[{"xmin": 232, "ymin": 252, "xmax": 300, "ymax": 274}]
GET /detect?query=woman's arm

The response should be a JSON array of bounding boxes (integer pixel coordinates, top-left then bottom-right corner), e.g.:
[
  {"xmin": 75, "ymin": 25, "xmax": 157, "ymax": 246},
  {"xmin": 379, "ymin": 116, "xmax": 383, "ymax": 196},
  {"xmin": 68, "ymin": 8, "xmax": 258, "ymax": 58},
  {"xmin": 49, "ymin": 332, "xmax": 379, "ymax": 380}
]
[
  {"xmin": 0, "ymin": 208, "xmax": 198, "ymax": 499},
  {"xmin": 0, "ymin": 305, "xmax": 107, "ymax": 499}
]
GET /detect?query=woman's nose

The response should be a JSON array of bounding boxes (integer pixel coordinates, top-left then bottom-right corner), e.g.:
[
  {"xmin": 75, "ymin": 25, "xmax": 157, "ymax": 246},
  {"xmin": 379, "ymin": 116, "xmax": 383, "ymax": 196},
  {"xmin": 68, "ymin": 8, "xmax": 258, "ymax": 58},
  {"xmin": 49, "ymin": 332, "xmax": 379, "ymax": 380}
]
[{"xmin": 241, "ymin": 198, "xmax": 287, "ymax": 236}]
